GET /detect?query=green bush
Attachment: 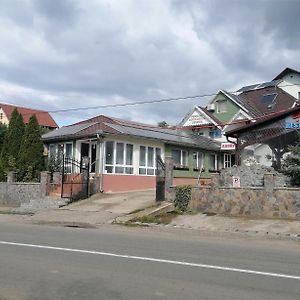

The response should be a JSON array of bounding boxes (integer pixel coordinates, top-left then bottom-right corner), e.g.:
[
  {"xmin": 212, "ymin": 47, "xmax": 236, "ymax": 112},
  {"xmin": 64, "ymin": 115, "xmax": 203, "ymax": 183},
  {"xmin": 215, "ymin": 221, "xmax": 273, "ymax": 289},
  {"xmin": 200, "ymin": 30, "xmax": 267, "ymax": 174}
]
[{"xmin": 174, "ymin": 185, "xmax": 192, "ymax": 212}]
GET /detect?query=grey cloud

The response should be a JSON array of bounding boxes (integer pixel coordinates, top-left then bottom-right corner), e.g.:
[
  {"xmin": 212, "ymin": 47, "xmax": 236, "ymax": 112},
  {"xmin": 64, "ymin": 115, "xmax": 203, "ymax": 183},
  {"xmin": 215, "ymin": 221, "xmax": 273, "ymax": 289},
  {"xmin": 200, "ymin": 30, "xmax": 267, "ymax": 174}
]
[{"xmin": 0, "ymin": 0, "xmax": 299, "ymax": 127}]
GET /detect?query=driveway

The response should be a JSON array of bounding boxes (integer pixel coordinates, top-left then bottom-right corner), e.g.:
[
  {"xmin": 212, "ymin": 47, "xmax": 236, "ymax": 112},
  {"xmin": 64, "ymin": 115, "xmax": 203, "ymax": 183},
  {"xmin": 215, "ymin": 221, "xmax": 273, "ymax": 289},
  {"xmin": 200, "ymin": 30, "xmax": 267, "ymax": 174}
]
[{"xmin": 29, "ymin": 190, "xmax": 156, "ymax": 226}]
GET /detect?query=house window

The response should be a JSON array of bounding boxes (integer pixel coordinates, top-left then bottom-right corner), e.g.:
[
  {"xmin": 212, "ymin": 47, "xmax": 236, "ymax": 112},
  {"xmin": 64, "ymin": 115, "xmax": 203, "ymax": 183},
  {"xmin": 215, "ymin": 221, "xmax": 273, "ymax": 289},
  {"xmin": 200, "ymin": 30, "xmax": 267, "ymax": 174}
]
[
  {"xmin": 224, "ymin": 154, "xmax": 231, "ymax": 168},
  {"xmin": 209, "ymin": 129, "xmax": 222, "ymax": 139},
  {"xmin": 217, "ymin": 100, "xmax": 227, "ymax": 113},
  {"xmin": 0, "ymin": 113, "xmax": 3, "ymax": 120},
  {"xmin": 65, "ymin": 143, "xmax": 73, "ymax": 158},
  {"xmin": 139, "ymin": 146, "xmax": 161, "ymax": 176},
  {"xmin": 172, "ymin": 149, "xmax": 188, "ymax": 167},
  {"xmin": 209, "ymin": 154, "xmax": 221, "ymax": 171},
  {"xmin": 193, "ymin": 152, "xmax": 204, "ymax": 170},
  {"xmin": 105, "ymin": 141, "xmax": 134, "ymax": 174}
]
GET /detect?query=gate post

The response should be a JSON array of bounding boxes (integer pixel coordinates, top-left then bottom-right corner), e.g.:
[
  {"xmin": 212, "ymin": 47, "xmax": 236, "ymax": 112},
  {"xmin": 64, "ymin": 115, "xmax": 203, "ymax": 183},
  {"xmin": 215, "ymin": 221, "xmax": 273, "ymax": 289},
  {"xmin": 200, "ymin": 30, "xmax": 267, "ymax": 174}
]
[
  {"xmin": 40, "ymin": 171, "xmax": 51, "ymax": 197},
  {"xmin": 164, "ymin": 156, "xmax": 174, "ymax": 202},
  {"xmin": 82, "ymin": 156, "xmax": 90, "ymax": 197}
]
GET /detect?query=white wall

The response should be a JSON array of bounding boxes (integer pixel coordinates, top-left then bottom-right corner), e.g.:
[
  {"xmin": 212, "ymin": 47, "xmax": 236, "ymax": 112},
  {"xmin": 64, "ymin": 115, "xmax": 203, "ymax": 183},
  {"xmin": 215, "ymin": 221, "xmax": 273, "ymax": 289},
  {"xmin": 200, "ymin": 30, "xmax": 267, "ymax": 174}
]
[{"xmin": 278, "ymin": 73, "xmax": 300, "ymax": 100}]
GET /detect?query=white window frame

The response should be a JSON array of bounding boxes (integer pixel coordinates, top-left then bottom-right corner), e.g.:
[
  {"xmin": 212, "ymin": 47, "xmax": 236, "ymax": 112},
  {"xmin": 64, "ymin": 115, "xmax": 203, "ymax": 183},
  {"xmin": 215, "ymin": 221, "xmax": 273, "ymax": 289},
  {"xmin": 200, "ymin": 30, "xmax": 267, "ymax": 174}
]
[
  {"xmin": 216, "ymin": 100, "xmax": 227, "ymax": 113},
  {"xmin": 104, "ymin": 141, "xmax": 134, "ymax": 175},
  {"xmin": 224, "ymin": 153, "xmax": 232, "ymax": 168},
  {"xmin": 139, "ymin": 145, "xmax": 162, "ymax": 176},
  {"xmin": 172, "ymin": 149, "xmax": 189, "ymax": 167},
  {"xmin": 209, "ymin": 154, "xmax": 220, "ymax": 171},
  {"xmin": 193, "ymin": 151, "xmax": 204, "ymax": 170}
]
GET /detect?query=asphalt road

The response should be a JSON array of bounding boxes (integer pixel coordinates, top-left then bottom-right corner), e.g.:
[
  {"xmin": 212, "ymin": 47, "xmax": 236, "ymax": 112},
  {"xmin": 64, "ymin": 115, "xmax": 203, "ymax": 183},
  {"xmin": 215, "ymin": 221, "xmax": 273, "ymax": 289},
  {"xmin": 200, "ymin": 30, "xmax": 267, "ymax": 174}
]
[{"xmin": 0, "ymin": 222, "xmax": 300, "ymax": 300}]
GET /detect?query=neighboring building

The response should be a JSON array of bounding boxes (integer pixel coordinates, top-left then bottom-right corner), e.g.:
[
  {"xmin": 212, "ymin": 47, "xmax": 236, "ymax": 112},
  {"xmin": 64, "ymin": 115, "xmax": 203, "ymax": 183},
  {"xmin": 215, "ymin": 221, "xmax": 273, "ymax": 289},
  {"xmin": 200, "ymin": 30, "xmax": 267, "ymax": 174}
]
[
  {"xmin": 42, "ymin": 115, "xmax": 225, "ymax": 192},
  {"xmin": 0, "ymin": 103, "xmax": 58, "ymax": 130},
  {"xmin": 179, "ymin": 67, "xmax": 300, "ymax": 167}
]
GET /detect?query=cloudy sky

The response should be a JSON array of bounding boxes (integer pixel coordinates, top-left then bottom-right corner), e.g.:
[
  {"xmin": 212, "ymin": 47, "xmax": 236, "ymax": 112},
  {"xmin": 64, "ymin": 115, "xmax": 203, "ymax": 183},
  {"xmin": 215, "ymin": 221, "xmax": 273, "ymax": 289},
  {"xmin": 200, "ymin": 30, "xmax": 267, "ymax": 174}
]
[{"xmin": 0, "ymin": 0, "xmax": 299, "ymax": 126}]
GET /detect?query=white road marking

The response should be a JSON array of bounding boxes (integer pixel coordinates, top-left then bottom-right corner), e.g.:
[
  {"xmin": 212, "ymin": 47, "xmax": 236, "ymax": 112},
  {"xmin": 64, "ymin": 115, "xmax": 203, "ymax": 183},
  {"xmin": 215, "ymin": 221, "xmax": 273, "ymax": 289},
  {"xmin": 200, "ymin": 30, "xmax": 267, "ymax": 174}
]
[{"xmin": 0, "ymin": 240, "xmax": 299, "ymax": 281}]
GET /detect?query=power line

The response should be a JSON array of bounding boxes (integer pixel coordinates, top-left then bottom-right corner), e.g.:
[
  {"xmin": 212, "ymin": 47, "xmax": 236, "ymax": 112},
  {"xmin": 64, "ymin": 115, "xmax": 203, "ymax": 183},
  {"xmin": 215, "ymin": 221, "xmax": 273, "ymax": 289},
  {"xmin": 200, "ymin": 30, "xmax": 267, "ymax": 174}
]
[{"xmin": 1, "ymin": 82, "xmax": 300, "ymax": 117}]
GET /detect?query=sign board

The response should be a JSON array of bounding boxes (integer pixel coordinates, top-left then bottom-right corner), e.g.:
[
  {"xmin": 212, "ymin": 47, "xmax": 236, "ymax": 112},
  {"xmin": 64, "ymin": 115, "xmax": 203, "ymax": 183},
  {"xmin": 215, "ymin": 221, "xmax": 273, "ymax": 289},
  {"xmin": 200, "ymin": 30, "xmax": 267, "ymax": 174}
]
[
  {"xmin": 183, "ymin": 111, "xmax": 210, "ymax": 127},
  {"xmin": 285, "ymin": 112, "xmax": 300, "ymax": 129},
  {"xmin": 232, "ymin": 176, "xmax": 240, "ymax": 188},
  {"xmin": 221, "ymin": 142, "xmax": 236, "ymax": 150}
]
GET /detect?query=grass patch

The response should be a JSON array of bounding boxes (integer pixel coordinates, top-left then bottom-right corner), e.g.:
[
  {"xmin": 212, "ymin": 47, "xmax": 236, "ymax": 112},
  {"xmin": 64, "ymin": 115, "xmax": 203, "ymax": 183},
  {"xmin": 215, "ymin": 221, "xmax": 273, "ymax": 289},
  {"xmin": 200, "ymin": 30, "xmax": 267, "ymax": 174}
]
[{"xmin": 128, "ymin": 211, "xmax": 181, "ymax": 225}]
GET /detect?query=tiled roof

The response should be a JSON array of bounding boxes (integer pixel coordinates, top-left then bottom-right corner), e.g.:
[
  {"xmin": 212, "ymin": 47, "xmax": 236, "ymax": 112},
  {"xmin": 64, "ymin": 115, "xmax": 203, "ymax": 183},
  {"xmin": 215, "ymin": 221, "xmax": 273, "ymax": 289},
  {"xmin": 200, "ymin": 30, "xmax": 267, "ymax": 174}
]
[
  {"xmin": 238, "ymin": 86, "xmax": 296, "ymax": 116},
  {"xmin": 222, "ymin": 91, "xmax": 261, "ymax": 117},
  {"xmin": 0, "ymin": 103, "xmax": 58, "ymax": 128},
  {"xmin": 42, "ymin": 114, "xmax": 221, "ymax": 151},
  {"xmin": 225, "ymin": 104, "xmax": 300, "ymax": 137},
  {"xmin": 200, "ymin": 107, "xmax": 224, "ymax": 125}
]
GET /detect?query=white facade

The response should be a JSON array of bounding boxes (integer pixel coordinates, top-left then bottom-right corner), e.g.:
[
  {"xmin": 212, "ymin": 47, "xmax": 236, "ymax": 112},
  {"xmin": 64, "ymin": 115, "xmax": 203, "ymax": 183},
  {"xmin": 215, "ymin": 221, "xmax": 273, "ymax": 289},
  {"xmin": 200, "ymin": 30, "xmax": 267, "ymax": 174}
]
[{"xmin": 278, "ymin": 73, "xmax": 300, "ymax": 100}]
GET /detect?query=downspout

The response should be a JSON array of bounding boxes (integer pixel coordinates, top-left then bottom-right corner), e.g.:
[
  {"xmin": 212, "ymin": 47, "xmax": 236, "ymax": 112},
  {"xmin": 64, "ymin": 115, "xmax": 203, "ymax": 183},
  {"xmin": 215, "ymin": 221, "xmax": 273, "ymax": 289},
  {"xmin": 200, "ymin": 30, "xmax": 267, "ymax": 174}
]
[{"xmin": 96, "ymin": 130, "xmax": 105, "ymax": 193}]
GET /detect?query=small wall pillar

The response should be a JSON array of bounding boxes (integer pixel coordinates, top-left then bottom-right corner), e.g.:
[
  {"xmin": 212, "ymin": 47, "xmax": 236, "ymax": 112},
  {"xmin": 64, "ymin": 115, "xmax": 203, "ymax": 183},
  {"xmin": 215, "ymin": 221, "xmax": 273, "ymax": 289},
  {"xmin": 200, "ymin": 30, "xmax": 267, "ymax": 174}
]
[
  {"xmin": 164, "ymin": 156, "xmax": 174, "ymax": 202},
  {"xmin": 264, "ymin": 173, "xmax": 274, "ymax": 192},
  {"xmin": 7, "ymin": 171, "xmax": 16, "ymax": 184},
  {"xmin": 40, "ymin": 171, "xmax": 51, "ymax": 197}
]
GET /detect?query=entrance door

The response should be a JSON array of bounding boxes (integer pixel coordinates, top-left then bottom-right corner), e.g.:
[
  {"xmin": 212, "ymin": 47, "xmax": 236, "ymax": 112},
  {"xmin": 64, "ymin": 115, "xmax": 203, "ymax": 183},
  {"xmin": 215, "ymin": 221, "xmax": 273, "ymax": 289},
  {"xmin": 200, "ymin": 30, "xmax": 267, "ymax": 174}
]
[{"xmin": 81, "ymin": 143, "xmax": 89, "ymax": 162}]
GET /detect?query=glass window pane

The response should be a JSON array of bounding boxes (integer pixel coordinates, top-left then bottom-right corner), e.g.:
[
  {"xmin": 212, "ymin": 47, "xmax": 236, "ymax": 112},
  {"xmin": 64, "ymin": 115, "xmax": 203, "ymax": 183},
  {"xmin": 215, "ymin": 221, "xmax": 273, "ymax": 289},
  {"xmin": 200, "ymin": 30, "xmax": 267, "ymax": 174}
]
[
  {"xmin": 65, "ymin": 143, "xmax": 72, "ymax": 158},
  {"xmin": 139, "ymin": 168, "xmax": 146, "ymax": 175},
  {"xmin": 209, "ymin": 155, "xmax": 215, "ymax": 170},
  {"xmin": 193, "ymin": 152, "xmax": 198, "ymax": 168},
  {"xmin": 139, "ymin": 146, "xmax": 146, "ymax": 166},
  {"xmin": 115, "ymin": 166, "xmax": 124, "ymax": 173},
  {"xmin": 125, "ymin": 167, "xmax": 133, "ymax": 174},
  {"xmin": 126, "ymin": 144, "xmax": 133, "ymax": 165},
  {"xmin": 116, "ymin": 143, "xmax": 124, "ymax": 165},
  {"xmin": 105, "ymin": 166, "xmax": 113, "ymax": 173},
  {"xmin": 105, "ymin": 141, "xmax": 114, "ymax": 165},
  {"xmin": 147, "ymin": 169, "xmax": 154, "ymax": 175},
  {"xmin": 198, "ymin": 152, "xmax": 203, "ymax": 168},
  {"xmin": 156, "ymin": 148, "xmax": 161, "ymax": 159},
  {"xmin": 172, "ymin": 150, "xmax": 181, "ymax": 165},
  {"xmin": 182, "ymin": 151, "xmax": 188, "ymax": 166},
  {"xmin": 148, "ymin": 147, "xmax": 154, "ymax": 167}
]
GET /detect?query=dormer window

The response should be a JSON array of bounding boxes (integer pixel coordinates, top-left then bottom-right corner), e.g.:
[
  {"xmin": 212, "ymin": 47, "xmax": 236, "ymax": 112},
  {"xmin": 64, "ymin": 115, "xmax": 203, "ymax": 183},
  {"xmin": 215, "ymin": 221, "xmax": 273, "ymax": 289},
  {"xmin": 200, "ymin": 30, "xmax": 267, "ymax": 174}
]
[
  {"xmin": 216, "ymin": 100, "xmax": 227, "ymax": 113},
  {"xmin": 261, "ymin": 93, "xmax": 277, "ymax": 107}
]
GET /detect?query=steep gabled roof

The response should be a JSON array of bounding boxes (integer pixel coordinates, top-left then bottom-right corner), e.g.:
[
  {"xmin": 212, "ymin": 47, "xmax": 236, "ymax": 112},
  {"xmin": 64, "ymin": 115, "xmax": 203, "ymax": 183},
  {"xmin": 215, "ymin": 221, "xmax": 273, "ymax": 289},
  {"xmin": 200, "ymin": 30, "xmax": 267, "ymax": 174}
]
[
  {"xmin": 221, "ymin": 91, "xmax": 261, "ymax": 117},
  {"xmin": 273, "ymin": 67, "xmax": 300, "ymax": 80},
  {"xmin": 238, "ymin": 86, "xmax": 296, "ymax": 116},
  {"xmin": 0, "ymin": 103, "xmax": 58, "ymax": 128}
]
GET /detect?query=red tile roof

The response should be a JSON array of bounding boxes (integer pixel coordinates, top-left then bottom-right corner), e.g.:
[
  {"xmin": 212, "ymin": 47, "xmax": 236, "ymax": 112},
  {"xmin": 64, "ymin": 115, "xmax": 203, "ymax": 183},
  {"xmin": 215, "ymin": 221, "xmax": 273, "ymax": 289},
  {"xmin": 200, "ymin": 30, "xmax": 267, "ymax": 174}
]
[
  {"xmin": 0, "ymin": 103, "xmax": 58, "ymax": 128},
  {"xmin": 238, "ymin": 86, "xmax": 296, "ymax": 116}
]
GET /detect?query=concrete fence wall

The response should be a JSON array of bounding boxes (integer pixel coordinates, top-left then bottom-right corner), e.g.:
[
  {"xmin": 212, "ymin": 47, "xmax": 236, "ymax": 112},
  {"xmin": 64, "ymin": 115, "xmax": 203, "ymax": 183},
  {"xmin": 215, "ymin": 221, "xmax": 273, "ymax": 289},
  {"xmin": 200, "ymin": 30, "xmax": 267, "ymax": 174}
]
[{"xmin": 0, "ymin": 171, "xmax": 51, "ymax": 206}]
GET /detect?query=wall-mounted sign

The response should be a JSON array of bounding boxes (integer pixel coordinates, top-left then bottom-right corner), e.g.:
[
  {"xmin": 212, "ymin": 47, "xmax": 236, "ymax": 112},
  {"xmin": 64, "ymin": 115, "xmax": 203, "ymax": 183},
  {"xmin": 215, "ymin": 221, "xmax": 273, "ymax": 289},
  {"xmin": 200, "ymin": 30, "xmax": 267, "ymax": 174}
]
[
  {"xmin": 183, "ymin": 111, "xmax": 210, "ymax": 127},
  {"xmin": 285, "ymin": 112, "xmax": 300, "ymax": 129},
  {"xmin": 221, "ymin": 142, "xmax": 236, "ymax": 150},
  {"xmin": 232, "ymin": 176, "xmax": 240, "ymax": 187}
]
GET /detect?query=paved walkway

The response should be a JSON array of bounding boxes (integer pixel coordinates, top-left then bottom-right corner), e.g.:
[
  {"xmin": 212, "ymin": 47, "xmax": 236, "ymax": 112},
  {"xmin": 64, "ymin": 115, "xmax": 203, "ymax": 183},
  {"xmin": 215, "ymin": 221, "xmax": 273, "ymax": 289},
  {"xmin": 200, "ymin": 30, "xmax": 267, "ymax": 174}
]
[{"xmin": 0, "ymin": 190, "xmax": 156, "ymax": 226}]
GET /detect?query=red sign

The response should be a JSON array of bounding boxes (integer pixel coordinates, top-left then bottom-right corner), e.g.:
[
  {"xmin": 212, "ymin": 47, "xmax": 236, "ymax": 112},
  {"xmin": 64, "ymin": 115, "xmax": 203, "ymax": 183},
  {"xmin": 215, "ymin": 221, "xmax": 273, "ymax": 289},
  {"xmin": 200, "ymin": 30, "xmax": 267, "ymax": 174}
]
[{"xmin": 221, "ymin": 143, "xmax": 236, "ymax": 150}]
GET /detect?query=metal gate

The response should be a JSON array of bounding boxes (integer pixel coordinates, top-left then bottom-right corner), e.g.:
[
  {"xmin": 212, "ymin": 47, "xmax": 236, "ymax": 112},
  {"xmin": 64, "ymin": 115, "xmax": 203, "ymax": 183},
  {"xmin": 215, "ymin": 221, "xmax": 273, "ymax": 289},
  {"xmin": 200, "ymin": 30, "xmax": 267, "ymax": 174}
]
[
  {"xmin": 61, "ymin": 156, "xmax": 90, "ymax": 201},
  {"xmin": 156, "ymin": 155, "xmax": 165, "ymax": 202}
]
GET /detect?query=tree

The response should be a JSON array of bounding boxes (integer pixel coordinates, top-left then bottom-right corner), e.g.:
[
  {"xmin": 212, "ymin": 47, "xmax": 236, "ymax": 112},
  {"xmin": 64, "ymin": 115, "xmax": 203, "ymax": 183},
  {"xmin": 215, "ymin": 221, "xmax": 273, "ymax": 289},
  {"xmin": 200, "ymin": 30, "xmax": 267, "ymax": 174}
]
[
  {"xmin": 0, "ymin": 109, "xmax": 25, "ymax": 171},
  {"xmin": 282, "ymin": 133, "xmax": 300, "ymax": 186},
  {"xmin": 0, "ymin": 123, "xmax": 7, "ymax": 153},
  {"xmin": 18, "ymin": 115, "xmax": 45, "ymax": 181}
]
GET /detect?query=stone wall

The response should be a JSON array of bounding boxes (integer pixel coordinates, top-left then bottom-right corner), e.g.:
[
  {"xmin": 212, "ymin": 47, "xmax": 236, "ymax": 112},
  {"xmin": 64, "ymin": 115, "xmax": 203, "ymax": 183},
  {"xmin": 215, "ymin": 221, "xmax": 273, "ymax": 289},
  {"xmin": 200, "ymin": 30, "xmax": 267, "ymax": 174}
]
[
  {"xmin": 0, "ymin": 171, "xmax": 51, "ymax": 206},
  {"xmin": 220, "ymin": 164, "xmax": 290, "ymax": 187},
  {"xmin": 188, "ymin": 174, "xmax": 300, "ymax": 220}
]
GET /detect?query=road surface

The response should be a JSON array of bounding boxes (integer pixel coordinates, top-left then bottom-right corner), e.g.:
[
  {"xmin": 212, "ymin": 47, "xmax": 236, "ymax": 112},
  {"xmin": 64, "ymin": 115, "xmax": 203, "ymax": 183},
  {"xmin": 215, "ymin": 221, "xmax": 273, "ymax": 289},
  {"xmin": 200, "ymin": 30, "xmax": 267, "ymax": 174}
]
[{"xmin": 0, "ymin": 222, "xmax": 299, "ymax": 299}]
